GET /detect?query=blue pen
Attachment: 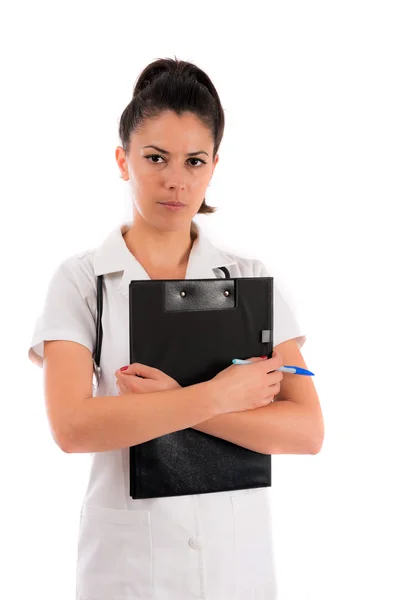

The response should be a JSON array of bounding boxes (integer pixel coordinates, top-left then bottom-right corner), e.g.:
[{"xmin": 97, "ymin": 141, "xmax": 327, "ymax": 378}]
[{"xmin": 232, "ymin": 358, "xmax": 314, "ymax": 376}]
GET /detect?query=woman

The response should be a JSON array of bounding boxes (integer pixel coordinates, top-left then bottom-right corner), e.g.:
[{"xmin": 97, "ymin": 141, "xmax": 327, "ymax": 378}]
[{"xmin": 29, "ymin": 56, "xmax": 320, "ymax": 600}]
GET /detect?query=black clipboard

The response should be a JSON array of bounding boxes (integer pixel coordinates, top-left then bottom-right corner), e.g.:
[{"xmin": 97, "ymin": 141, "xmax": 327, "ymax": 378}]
[{"xmin": 128, "ymin": 270, "xmax": 274, "ymax": 499}]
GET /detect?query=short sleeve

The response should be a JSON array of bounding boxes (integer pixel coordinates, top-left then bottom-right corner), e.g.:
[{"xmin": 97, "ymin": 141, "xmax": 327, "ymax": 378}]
[
  {"xmin": 28, "ymin": 259, "xmax": 96, "ymax": 368},
  {"xmin": 254, "ymin": 260, "xmax": 306, "ymax": 350}
]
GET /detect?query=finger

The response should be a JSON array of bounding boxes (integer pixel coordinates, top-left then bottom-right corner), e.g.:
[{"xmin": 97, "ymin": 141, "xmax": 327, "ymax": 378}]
[
  {"xmin": 273, "ymin": 350, "xmax": 285, "ymax": 366},
  {"xmin": 115, "ymin": 373, "xmax": 135, "ymax": 389},
  {"xmin": 115, "ymin": 368, "xmax": 139, "ymax": 381},
  {"xmin": 244, "ymin": 356, "xmax": 265, "ymax": 363},
  {"xmin": 275, "ymin": 349, "xmax": 284, "ymax": 359},
  {"xmin": 117, "ymin": 371, "xmax": 157, "ymax": 393},
  {"xmin": 118, "ymin": 385, "xmax": 131, "ymax": 396},
  {"xmin": 269, "ymin": 381, "xmax": 281, "ymax": 394},
  {"xmin": 244, "ymin": 355, "xmax": 280, "ymax": 367},
  {"xmin": 260, "ymin": 395, "xmax": 274, "ymax": 406},
  {"xmin": 116, "ymin": 380, "xmax": 125, "ymax": 395},
  {"xmin": 116, "ymin": 378, "xmax": 128, "ymax": 390},
  {"xmin": 257, "ymin": 352, "xmax": 284, "ymax": 370},
  {"xmin": 245, "ymin": 353, "xmax": 281, "ymax": 363},
  {"xmin": 115, "ymin": 363, "xmax": 161, "ymax": 379}
]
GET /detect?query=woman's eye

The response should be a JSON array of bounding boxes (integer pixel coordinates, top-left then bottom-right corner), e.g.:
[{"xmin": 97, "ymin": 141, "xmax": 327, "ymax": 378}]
[
  {"xmin": 146, "ymin": 154, "xmax": 164, "ymax": 164},
  {"xmin": 189, "ymin": 158, "xmax": 205, "ymax": 167},
  {"xmin": 145, "ymin": 154, "xmax": 205, "ymax": 167}
]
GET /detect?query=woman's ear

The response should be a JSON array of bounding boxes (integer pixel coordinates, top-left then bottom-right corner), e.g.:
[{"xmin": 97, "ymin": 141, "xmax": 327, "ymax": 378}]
[{"xmin": 115, "ymin": 146, "xmax": 129, "ymax": 180}]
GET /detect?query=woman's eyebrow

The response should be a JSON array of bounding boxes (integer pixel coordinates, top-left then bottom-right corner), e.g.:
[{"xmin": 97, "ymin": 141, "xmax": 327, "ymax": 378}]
[{"xmin": 142, "ymin": 145, "xmax": 209, "ymax": 157}]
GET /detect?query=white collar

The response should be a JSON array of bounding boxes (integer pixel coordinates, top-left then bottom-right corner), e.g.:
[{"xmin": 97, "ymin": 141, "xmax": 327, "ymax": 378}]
[{"xmin": 93, "ymin": 220, "xmax": 236, "ymax": 297}]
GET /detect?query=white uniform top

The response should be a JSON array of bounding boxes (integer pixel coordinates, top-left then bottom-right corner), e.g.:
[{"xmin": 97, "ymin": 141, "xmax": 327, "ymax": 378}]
[{"xmin": 29, "ymin": 220, "xmax": 306, "ymax": 600}]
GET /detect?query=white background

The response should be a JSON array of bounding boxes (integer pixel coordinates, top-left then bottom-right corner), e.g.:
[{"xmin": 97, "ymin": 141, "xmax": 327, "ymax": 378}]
[{"xmin": 1, "ymin": 1, "xmax": 399, "ymax": 598}]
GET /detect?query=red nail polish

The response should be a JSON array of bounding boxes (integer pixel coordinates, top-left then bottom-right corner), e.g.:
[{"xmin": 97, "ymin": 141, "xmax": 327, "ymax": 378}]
[{"xmin": 120, "ymin": 366, "xmax": 128, "ymax": 371}]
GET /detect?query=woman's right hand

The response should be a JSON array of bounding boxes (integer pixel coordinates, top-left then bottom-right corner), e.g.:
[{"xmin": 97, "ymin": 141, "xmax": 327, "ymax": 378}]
[{"xmin": 209, "ymin": 351, "xmax": 284, "ymax": 414}]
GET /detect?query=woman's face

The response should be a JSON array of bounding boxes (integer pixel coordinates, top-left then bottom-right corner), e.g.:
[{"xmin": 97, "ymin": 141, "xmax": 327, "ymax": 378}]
[{"xmin": 116, "ymin": 110, "xmax": 218, "ymax": 230}]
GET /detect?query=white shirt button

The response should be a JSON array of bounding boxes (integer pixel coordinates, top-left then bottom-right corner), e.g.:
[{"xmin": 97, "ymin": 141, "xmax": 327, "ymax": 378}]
[{"xmin": 188, "ymin": 536, "xmax": 204, "ymax": 550}]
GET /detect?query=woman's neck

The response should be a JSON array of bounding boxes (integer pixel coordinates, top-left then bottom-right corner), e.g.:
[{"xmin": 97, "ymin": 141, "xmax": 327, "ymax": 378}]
[{"xmin": 123, "ymin": 221, "xmax": 197, "ymax": 271}]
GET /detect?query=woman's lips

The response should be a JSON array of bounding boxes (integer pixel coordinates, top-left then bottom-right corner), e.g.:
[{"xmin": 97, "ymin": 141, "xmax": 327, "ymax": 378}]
[{"xmin": 159, "ymin": 202, "xmax": 186, "ymax": 211}]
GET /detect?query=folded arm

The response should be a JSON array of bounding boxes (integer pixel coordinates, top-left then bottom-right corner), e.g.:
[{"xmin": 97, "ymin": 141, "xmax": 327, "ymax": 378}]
[{"xmin": 191, "ymin": 339, "xmax": 324, "ymax": 455}]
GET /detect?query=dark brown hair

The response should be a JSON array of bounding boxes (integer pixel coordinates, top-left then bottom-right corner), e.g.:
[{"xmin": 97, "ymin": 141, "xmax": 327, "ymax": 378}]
[{"xmin": 118, "ymin": 56, "xmax": 226, "ymax": 214}]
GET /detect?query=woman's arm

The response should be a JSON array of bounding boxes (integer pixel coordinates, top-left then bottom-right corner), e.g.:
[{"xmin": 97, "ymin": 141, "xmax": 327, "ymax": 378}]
[
  {"xmin": 43, "ymin": 340, "xmax": 220, "ymax": 453},
  {"xmin": 72, "ymin": 382, "xmax": 220, "ymax": 453}
]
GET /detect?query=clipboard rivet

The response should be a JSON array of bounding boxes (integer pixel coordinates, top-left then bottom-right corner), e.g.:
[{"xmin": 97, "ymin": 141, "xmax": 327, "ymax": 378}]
[
  {"xmin": 180, "ymin": 291, "xmax": 186, "ymax": 297},
  {"xmin": 224, "ymin": 290, "xmax": 230, "ymax": 296}
]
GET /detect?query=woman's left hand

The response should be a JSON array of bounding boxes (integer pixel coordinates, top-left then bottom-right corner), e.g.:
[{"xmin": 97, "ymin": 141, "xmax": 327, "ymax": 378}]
[{"xmin": 115, "ymin": 363, "xmax": 181, "ymax": 395}]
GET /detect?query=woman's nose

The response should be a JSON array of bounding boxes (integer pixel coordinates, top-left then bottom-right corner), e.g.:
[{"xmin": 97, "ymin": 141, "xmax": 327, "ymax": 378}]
[
  {"xmin": 164, "ymin": 165, "xmax": 190, "ymax": 188},
  {"xmin": 167, "ymin": 182, "xmax": 186, "ymax": 191},
  {"xmin": 166, "ymin": 175, "xmax": 187, "ymax": 190}
]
